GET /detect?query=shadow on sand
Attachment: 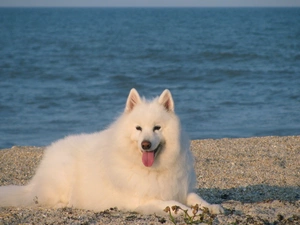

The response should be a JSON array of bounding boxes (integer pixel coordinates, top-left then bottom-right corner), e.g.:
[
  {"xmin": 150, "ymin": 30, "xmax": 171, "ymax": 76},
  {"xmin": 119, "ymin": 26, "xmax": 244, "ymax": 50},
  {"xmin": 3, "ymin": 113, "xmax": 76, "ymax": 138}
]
[{"xmin": 197, "ymin": 184, "xmax": 300, "ymax": 204}]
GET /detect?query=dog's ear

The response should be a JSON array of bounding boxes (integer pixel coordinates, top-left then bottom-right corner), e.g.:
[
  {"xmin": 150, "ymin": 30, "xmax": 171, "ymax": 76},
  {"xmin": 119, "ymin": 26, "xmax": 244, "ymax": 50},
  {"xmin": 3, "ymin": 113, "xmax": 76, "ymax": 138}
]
[
  {"xmin": 158, "ymin": 89, "xmax": 174, "ymax": 112},
  {"xmin": 125, "ymin": 88, "xmax": 141, "ymax": 112}
]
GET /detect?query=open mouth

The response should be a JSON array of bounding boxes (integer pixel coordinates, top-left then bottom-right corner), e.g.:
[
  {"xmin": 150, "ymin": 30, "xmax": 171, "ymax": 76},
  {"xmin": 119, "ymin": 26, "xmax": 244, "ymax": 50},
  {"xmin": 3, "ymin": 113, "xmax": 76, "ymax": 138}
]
[
  {"xmin": 141, "ymin": 143, "xmax": 162, "ymax": 167},
  {"xmin": 153, "ymin": 143, "xmax": 161, "ymax": 155},
  {"xmin": 141, "ymin": 143, "xmax": 161, "ymax": 156}
]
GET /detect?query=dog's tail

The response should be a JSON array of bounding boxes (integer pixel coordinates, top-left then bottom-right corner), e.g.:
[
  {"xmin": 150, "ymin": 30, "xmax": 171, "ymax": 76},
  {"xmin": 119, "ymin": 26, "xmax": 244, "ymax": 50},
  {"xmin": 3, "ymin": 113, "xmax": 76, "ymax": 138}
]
[{"xmin": 0, "ymin": 185, "xmax": 36, "ymax": 207}]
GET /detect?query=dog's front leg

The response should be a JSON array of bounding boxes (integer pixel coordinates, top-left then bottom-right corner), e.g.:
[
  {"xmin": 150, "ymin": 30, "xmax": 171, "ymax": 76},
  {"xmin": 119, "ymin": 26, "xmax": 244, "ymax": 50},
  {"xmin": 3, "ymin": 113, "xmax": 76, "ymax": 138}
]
[{"xmin": 186, "ymin": 192, "xmax": 224, "ymax": 214}]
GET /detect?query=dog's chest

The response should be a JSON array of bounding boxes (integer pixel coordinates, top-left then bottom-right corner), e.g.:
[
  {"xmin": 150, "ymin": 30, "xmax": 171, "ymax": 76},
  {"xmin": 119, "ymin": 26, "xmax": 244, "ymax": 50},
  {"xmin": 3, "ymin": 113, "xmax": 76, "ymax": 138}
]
[{"xmin": 118, "ymin": 167, "xmax": 188, "ymax": 202}]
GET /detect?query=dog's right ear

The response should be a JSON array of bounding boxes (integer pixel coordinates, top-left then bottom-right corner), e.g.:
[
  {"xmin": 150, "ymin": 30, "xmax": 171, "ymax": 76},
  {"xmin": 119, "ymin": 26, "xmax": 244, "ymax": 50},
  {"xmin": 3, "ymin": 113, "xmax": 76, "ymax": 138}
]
[{"xmin": 125, "ymin": 88, "xmax": 141, "ymax": 112}]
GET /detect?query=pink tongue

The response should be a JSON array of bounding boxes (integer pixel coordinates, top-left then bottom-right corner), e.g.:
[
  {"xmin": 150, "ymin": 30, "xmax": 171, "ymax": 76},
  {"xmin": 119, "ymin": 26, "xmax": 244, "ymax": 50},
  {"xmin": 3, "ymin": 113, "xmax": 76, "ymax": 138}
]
[{"xmin": 142, "ymin": 151, "xmax": 155, "ymax": 167}]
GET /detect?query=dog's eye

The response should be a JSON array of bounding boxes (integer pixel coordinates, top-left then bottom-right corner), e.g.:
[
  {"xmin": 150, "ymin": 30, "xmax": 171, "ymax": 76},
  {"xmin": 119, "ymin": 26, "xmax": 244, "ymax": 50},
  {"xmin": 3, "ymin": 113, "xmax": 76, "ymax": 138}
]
[
  {"xmin": 153, "ymin": 126, "xmax": 161, "ymax": 131},
  {"xmin": 136, "ymin": 126, "xmax": 142, "ymax": 131}
]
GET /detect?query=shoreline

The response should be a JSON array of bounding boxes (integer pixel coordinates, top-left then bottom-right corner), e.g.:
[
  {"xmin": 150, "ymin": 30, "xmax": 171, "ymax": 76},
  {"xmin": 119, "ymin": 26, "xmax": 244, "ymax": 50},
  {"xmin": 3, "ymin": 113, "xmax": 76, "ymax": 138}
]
[{"xmin": 1, "ymin": 136, "xmax": 299, "ymax": 224}]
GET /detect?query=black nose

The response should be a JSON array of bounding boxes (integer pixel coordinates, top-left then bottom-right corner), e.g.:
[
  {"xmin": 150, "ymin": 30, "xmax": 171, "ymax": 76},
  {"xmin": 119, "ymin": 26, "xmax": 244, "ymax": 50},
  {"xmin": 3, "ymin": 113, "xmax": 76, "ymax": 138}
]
[{"xmin": 141, "ymin": 140, "xmax": 151, "ymax": 150}]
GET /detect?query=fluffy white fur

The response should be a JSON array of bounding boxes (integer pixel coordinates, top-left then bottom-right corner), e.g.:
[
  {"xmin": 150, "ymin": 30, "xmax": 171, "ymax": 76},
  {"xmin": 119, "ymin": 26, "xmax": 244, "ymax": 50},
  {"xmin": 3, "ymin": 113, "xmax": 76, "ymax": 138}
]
[{"xmin": 0, "ymin": 89, "xmax": 223, "ymax": 215}]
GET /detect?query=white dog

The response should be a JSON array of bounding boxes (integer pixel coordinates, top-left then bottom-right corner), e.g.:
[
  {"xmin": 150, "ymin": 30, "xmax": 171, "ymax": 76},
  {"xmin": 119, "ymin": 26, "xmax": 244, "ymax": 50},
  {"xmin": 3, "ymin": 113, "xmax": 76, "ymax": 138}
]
[{"xmin": 0, "ymin": 89, "xmax": 223, "ymax": 215}]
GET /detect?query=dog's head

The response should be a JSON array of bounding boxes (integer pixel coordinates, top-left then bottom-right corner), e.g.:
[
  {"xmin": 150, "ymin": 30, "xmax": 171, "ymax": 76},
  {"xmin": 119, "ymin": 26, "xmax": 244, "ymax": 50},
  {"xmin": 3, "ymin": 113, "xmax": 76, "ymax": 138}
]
[{"xmin": 124, "ymin": 88, "xmax": 183, "ymax": 168}]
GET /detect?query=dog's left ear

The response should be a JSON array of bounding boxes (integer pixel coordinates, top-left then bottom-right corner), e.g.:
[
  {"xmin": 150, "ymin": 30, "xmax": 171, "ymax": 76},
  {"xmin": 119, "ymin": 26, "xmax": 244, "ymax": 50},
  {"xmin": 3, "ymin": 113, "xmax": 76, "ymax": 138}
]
[
  {"xmin": 125, "ymin": 88, "xmax": 141, "ymax": 112},
  {"xmin": 158, "ymin": 89, "xmax": 174, "ymax": 112}
]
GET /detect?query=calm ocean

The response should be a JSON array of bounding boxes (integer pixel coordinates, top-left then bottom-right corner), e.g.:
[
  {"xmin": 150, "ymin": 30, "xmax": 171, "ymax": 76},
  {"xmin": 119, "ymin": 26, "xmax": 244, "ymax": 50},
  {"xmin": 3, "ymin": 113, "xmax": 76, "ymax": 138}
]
[{"xmin": 0, "ymin": 7, "xmax": 300, "ymax": 148}]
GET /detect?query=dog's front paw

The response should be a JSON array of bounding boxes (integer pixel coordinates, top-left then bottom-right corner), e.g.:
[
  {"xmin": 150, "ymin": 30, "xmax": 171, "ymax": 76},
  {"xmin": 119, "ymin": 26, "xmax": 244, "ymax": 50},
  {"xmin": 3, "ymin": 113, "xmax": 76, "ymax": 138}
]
[{"xmin": 208, "ymin": 204, "xmax": 224, "ymax": 214}]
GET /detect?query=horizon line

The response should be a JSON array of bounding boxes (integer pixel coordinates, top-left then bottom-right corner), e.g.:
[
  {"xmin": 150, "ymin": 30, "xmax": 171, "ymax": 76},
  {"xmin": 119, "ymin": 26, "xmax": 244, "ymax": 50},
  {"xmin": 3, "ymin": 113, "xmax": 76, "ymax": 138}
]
[{"xmin": 1, "ymin": 5, "xmax": 299, "ymax": 8}]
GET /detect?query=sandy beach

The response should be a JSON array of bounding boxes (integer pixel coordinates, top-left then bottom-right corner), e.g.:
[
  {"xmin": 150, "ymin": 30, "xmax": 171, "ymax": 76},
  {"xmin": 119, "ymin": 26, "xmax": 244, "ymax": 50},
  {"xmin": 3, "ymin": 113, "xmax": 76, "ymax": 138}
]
[{"xmin": 0, "ymin": 136, "xmax": 299, "ymax": 224}]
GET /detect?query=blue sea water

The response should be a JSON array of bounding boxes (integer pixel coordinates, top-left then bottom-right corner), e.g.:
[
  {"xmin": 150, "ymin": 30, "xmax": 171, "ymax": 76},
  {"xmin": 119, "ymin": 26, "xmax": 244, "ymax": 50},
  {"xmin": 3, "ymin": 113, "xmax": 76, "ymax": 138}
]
[{"xmin": 0, "ymin": 7, "xmax": 300, "ymax": 148}]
